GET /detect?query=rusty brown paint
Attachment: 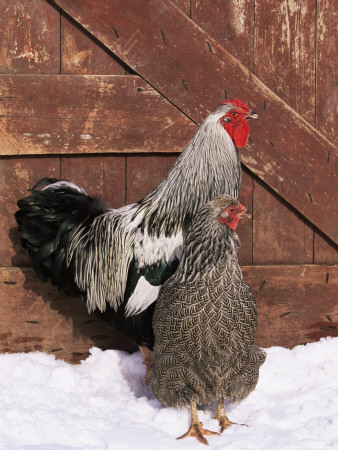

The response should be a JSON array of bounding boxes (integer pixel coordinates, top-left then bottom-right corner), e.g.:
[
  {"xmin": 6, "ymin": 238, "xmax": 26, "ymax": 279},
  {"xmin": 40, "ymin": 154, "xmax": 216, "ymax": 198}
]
[
  {"xmin": 0, "ymin": 156, "xmax": 60, "ymax": 267},
  {"xmin": 61, "ymin": 155, "xmax": 127, "ymax": 208},
  {"xmin": 241, "ymin": 264, "xmax": 338, "ymax": 348},
  {"xmin": 191, "ymin": 0, "xmax": 255, "ymax": 70},
  {"xmin": 316, "ymin": 0, "xmax": 337, "ymax": 145},
  {"xmin": 0, "ymin": 265, "xmax": 336, "ymax": 362},
  {"xmin": 0, "ymin": 267, "xmax": 136, "ymax": 364},
  {"xmin": 48, "ymin": 0, "xmax": 338, "ymax": 244},
  {"xmin": 252, "ymin": 180, "xmax": 314, "ymax": 264},
  {"xmin": 0, "ymin": 74, "xmax": 196, "ymax": 156},
  {"xmin": 61, "ymin": 13, "xmax": 128, "ymax": 75},
  {"xmin": 0, "ymin": 0, "xmax": 60, "ymax": 74}
]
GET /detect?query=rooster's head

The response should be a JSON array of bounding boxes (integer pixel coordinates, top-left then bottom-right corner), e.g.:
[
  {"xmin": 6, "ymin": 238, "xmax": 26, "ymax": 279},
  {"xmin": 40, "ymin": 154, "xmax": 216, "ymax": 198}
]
[{"xmin": 220, "ymin": 99, "xmax": 258, "ymax": 148}]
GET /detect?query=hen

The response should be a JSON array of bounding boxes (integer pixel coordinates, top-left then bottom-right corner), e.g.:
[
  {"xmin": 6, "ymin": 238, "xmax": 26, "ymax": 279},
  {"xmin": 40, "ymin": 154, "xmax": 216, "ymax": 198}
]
[
  {"xmin": 15, "ymin": 99, "xmax": 258, "ymax": 362},
  {"xmin": 148, "ymin": 195, "xmax": 266, "ymax": 445}
]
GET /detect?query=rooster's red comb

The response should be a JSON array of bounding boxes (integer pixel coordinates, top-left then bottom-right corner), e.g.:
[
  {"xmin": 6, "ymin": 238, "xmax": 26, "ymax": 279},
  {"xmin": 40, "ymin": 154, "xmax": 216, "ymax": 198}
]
[{"xmin": 221, "ymin": 98, "xmax": 249, "ymax": 110}]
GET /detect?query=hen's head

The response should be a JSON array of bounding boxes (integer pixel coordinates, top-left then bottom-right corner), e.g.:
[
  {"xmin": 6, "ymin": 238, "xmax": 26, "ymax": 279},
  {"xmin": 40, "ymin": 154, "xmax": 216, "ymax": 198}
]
[
  {"xmin": 219, "ymin": 99, "xmax": 258, "ymax": 148},
  {"xmin": 210, "ymin": 195, "xmax": 251, "ymax": 230}
]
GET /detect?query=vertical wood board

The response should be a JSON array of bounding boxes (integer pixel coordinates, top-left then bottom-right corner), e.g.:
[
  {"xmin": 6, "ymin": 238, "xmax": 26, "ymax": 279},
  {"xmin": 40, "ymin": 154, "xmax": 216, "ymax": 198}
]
[
  {"xmin": 61, "ymin": 155, "xmax": 126, "ymax": 208},
  {"xmin": 316, "ymin": 0, "xmax": 337, "ymax": 145},
  {"xmin": 191, "ymin": 0, "xmax": 254, "ymax": 70},
  {"xmin": 0, "ymin": 0, "xmax": 60, "ymax": 74},
  {"xmin": 252, "ymin": 180, "xmax": 314, "ymax": 264},
  {"xmin": 0, "ymin": 156, "xmax": 60, "ymax": 267},
  {"xmin": 254, "ymin": 0, "xmax": 316, "ymax": 124}
]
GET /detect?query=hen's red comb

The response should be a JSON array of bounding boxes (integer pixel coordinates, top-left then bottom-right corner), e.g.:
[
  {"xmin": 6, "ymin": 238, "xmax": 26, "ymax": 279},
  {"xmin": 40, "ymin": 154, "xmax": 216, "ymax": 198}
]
[{"xmin": 221, "ymin": 98, "xmax": 249, "ymax": 110}]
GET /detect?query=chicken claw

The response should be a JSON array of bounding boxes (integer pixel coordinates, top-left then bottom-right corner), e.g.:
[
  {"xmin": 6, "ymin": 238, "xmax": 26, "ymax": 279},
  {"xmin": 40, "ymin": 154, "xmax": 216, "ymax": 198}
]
[{"xmin": 177, "ymin": 402, "xmax": 220, "ymax": 445}]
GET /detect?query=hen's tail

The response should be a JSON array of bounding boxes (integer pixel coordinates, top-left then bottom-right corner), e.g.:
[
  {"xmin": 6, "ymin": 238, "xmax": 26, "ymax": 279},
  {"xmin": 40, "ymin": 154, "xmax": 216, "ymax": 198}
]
[{"xmin": 15, "ymin": 178, "xmax": 108, "ymax": 295}]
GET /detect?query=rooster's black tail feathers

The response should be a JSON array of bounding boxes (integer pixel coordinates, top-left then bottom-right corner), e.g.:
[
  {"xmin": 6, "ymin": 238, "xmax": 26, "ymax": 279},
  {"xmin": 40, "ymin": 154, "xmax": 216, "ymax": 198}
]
[{"xmin": 15, "ymin": 178, "xmax": 108, "ymax": 295}]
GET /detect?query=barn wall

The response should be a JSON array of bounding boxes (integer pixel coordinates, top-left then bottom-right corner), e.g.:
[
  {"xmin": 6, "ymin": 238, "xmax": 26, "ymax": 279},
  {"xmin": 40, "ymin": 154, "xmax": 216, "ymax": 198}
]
[{"xmin": 0, "ymin": 0, "xmax": 336, "ymax": 361}]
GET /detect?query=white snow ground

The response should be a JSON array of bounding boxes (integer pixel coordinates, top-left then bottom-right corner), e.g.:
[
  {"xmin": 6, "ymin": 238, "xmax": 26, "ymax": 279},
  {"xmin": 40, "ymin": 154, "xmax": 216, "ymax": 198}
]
[{"xmin": 0, "ymin": 337, "xmax": 337, "ymax": 450}]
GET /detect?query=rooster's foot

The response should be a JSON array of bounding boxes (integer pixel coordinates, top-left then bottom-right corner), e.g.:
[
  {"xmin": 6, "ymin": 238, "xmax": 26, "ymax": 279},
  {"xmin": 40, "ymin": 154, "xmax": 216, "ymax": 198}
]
[{"xmin": 139, "ymin": 346, "xmax": 153, "ymax": 384}]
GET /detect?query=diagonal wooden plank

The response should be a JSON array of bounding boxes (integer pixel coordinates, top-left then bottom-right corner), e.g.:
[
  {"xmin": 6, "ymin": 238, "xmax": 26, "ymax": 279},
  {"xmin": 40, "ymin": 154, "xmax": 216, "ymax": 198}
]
[
  {"xmin": 48, "ymin": 0, "xmax": 337, "ymax": 244},
  {"xmin": 0, "ymin": 74, "xmax": 196, "ymax": 155}
]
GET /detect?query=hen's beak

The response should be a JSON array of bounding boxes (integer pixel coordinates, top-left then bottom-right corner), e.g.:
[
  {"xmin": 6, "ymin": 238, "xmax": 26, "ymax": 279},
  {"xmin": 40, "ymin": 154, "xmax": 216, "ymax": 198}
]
[
  {"xmin": 246, "ymin": 110, "xmax": 258, "ymax": 119},
  {"xmin": 239, "ymin": 209, "xmax": 251, "ymax": 220}
]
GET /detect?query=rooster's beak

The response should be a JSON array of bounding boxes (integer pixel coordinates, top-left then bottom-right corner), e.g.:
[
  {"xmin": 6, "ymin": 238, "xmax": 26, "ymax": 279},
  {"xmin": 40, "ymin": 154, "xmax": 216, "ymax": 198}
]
[{"xmin": 246, "ymin": 110, "xmax": 258, "ymax": 119}]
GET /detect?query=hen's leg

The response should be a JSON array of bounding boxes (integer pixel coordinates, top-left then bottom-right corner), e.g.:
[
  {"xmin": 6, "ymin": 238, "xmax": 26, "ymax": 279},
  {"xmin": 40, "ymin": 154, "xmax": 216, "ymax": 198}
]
[
  {"xmin": 216, "ymin": 398, "xmax": 235, "ymax": 432},
  {"xmin": 216, "ymin": 398, "xmax": 247, "ymax": 432},
  {"xmin": 139, "ymin": 346, "xmax": 153, "ymax": 383},
  {"xmin": 177, "ymin": 401, "xmax": 220, "ymax": 445}
]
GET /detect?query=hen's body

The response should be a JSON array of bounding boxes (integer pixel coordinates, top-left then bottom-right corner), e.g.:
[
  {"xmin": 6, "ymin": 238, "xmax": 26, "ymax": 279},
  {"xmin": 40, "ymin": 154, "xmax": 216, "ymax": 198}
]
[{"xmin": 149, "ymin": 195, "xmax": 265, "ymax": 443}]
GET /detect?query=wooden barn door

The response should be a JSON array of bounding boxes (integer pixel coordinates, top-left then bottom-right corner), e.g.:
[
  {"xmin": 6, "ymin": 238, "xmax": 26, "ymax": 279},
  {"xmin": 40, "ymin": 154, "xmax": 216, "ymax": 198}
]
[{"xmin": 0, "ymin": 0, "xmax": 337, "ymax": 362}]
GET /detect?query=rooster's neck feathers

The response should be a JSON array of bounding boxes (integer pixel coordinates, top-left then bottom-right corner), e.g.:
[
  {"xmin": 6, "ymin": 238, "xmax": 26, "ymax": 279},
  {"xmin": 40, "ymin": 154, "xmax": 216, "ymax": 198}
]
[{"xmin": 138, "ymin": 106, "xmax": 242, "ymax": 238}]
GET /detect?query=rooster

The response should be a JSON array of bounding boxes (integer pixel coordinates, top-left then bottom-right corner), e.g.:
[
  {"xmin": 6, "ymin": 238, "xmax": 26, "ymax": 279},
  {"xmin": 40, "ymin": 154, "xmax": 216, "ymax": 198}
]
[
  {"xmin": 148, "ymin": 195, "xmax": 266, "ymax": 445},
  {"xmin": 15, "ymin": 99, "xmax": 258, "ymax": 365}
]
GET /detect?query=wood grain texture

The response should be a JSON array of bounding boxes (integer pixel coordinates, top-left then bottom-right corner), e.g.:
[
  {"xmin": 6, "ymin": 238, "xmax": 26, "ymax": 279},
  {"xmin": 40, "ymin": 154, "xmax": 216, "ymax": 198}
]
[
  {"xmin": 0, "ymin": 74, "xmax": 196, "ymax": 156},
  {"xmin": 49, "ymin": 0, "xmax": 338, "ymax": 244},
  {"xmin": 0, "ymin": 156, "xmax": 60, "ymax": 267},
  {"xmin": 243, "ymin": 265, "xmax": 338, "ymax": 348},
  {"xmin": 0, "ymin": 0, "xmax": 60, "ymax": 74},
  {"xmin": 61, "ymin": 13, "xmax": 128, "ymax": 75},
  {"xmin": 125, "ymin": 154, "xmax": 179, "ymax": 204},
  {"xmin": 61, "ymin": 155, "xmax": 126, "ymax": 208},
  {"xmin": 191, "ymin": 0, "xmax": 254, "ymax": 70},
  {"xmin": 253, "ymin": 180, "xmax": 313, "ymax": 264},
  {"xmin": 1, "ymin": 265, "xmax": 336, "ymax": 363},
  {"xmin": 0, "ymin": 267, "xmax": 136, "ymax": 364},
  {"xmin": 316, "ymin": 0, "xmax": 337, "ymax": 145},
  {"xmin": 237, "ymin": 168, "xmax": 253, "ymax": 265},
  {"xmin": 254, "ymin": 0, "xmax": 316, "ymax": 124}
]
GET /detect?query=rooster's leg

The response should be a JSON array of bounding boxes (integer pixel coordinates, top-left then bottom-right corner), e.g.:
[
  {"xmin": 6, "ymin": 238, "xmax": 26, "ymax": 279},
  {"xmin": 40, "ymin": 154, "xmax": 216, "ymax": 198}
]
[
  {"xmin": 177, "ymin": 401, "xmax": 220, "ymax": 445},
  {"xmin": 139, "ymin": 346, "xmax": 153, "ymax": 383}
]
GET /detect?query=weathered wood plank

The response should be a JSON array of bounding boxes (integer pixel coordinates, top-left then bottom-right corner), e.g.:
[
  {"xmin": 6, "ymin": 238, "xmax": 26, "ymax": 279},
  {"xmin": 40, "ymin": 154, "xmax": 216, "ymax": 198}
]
[
  {"xmin": 191, "ymin": 0, "xmax": 254, "ymax": 70},
  {"xmin": 61, "ymin": 155, "xmax": 126, "ymax": 208},
  {"xmin": 0, "ymin": 74, "xmax": 196, "ymax": 156},
  {"xmin": 0, "ymin": 265, "xmax": 336, "ymax": 363},
  {"xmin": 243, "ymin": 265, "xmax": 338, "ymax": 348},
  {"xmin": 0, "ymin": 156, "xmax": 60, "ymax": 267},
  {"xmin": 49, "ymin": 0, "xmax": 338, "ymax": 244},
  {"xmin": 0, "ymin": 0, "xmax": 60, "ymax": 74},
  {"xmin": 61, "ymin": 13, "xmax": 128, "ymax": 75},
  {"xmin": 0, "ymin": 267, "xmax": 136, "ymax": 364},
  {"xmin": 237, "ymin": 168, "xmax": 253, "ymax": 265},
  {"xmin": 316, "ymin": 0, "xmax": 337, "ymax": 145},
  {"xmin": 314, "ymin": 232, "xmax": 338, "ymax": 265},
  {"xmin": 252, "ymin": 180, "xmax": 313, "ymax": 264},
  {"xmin": 254, "ymin": 0, "xmax": 316, "ymax": 124},
  {"xmin": 125, "ymin": 154, "xmax": 178, "ymax": 204}
]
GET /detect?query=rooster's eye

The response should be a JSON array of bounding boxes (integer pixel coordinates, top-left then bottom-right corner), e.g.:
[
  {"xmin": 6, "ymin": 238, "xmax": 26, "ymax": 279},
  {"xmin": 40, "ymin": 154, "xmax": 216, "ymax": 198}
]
[{"xmin": 231, "ymin": 112, "xmax": 238, "ymax": 118}]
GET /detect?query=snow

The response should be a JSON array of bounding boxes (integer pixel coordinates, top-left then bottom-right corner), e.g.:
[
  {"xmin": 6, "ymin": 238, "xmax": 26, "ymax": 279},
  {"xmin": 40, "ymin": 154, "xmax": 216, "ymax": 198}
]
[{"xmin": 0, "ymin": 338, "xmax": 337, "ymax": 450}]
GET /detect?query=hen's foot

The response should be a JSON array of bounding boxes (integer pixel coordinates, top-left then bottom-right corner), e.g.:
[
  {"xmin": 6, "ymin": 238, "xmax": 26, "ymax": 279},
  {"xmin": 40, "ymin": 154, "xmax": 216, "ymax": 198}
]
[
  {"xmin": 178, "ymin": 401, "xmax": 220, "ymax": 445},
  {"xmin": 216, "ymin": 398, "xmax": 247, "ymax": 432},
  {"xmin": 177, "ymin": 422, "xmax": 220, "ymax": 446}
]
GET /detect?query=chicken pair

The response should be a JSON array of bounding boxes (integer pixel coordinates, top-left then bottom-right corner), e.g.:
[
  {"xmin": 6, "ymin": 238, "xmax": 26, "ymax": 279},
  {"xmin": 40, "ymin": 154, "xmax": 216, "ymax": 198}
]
[{"xmin": 15, "ymin": 99, "xmax": 265, "ymax": 444}]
